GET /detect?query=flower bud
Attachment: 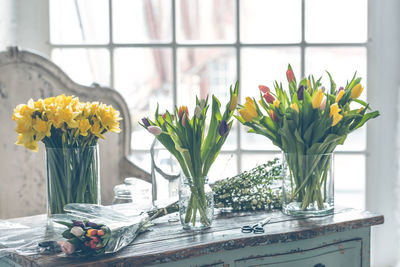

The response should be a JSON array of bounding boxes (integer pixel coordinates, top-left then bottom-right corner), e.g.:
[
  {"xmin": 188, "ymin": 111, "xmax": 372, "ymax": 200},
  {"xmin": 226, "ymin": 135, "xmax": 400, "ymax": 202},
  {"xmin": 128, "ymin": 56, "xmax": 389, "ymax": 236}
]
[
  {"xmin": 141, "ymin": 118, "xmax": 150, "ymax": 127},
  {"xmin": 351, "ymin": 84, "xmax": 364, "ymax": 99},
  {"xmin": 148, "ymin": 126, "xmax": 162, "ymax": 136},
  {"xmin": 218, "ymin": 120, "xmax": 230, "ymax": 136},
  {"xmin": 297, "ymin": 85, "xmax": 304, "ymax": 100},
  {"xmin": 61, "ymin": 241, "xmax": 75, "ymax": 255},
  {"xmin": 70, "ymin": 226, "xmax": 85, "ymax": 237},
  {"xmin": 72, "ymin": 220, "xmax": 85, "ymax": 228},
  {"xmin": 258, "ymin": 85, "xmax": 270, "ymax": 93},
  {"xmin": 320, "ymin": 98, "xmax": 326, "ymax": 111},
  {"xmin": 229, "ymin": 94, "xmax": 238, "ymax": 111},
  {"xmin": 286, "ymin": 69, "xmax": 295, "ymax": 83},
  {"xmin": 290, "ymin": 103, "xmax": 299, "ymax": 113},
  {"xmin": 312, "ymin": 89, "xmax": 324, "ymax": 109},
  {"xmin": 194, "ymin": 105, "xmax": 201, "ymax": 118},
  {"xmin": 263, "ymin": 92, "xmax": 275, "ymax": 104},
  {"xmin": 335, "ymin": 90, "xmax": 344, "ymax": 103}
]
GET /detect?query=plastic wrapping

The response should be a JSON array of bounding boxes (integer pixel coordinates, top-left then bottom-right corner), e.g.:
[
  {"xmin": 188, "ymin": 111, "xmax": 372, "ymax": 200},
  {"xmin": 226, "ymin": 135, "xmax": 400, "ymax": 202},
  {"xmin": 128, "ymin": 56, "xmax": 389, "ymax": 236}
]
[
  {"xmin": 0, "ymin": 204, "xmax": 150, "ymax": 258},
  {"xmin": 0, "ymin": 219, "xmax": 64, "ymax": 257}
]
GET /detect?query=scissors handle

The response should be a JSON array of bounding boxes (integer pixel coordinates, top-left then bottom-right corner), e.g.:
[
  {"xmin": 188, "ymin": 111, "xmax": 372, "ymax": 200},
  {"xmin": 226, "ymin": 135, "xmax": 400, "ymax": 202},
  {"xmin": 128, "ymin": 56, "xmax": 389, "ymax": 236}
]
[{"xmin": 241, "ymin": 225, "xmax": 253, "ymax": 233}]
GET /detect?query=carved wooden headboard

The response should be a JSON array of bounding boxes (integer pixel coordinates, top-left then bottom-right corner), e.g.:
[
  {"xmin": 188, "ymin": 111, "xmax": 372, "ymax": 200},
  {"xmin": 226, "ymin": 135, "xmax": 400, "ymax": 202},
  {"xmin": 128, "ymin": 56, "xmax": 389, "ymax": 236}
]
[{"xmin": 0, "ymin": 47, "xmax": 150, "ymax": 219}]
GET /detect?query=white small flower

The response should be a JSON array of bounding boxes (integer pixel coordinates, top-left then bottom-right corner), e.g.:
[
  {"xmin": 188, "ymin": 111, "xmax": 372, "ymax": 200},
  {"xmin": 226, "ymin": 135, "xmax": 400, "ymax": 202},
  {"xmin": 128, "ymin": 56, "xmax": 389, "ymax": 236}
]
[
  {"xmin": 194, "ymin": 105, "xmax": 201, "ymax": 118},
  {"xmin": 70, "ymin": 226, "xmax": 84, "ymax": 237},
  {"xmin": 199, "ymin": 99, "xmax": 206, "ymax": 109}
]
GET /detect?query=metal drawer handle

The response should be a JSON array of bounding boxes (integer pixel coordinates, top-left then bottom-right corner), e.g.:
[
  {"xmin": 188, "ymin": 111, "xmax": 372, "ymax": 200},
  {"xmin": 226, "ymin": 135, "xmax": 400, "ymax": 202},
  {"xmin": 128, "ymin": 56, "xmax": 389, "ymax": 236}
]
[{"xmin": 314, "ymin": 264, "xmax": 325, "ymax": 267}]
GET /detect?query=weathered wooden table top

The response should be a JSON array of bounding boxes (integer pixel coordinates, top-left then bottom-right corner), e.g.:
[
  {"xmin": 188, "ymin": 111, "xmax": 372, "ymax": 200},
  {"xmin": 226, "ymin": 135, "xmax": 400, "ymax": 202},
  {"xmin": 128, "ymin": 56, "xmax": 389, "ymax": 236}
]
[{"xmin": 2, "ymin": 207, "xmax": 383, "ymax": 267}]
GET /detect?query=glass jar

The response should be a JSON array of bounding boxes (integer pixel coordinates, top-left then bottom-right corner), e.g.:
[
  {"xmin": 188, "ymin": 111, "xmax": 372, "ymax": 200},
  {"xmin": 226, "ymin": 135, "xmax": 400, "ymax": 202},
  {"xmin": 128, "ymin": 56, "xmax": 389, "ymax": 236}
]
[
  {"xmin": 179, "ymin": 174, "xmax": 214, "ymax": 230},
  {"xmin": 46, "ymin": 145, "xmax": 100, "ymax": 218},
  {"xmin": 112, "ymin": 178, "xmax": 152, "ymax": 215},
  {"xmin": 282, "ymin": 152, "xmax": 334, "ymax": 216},
  {"xmin": 150, "ymin": 139, "xmax": 180, "ymax": 206}
]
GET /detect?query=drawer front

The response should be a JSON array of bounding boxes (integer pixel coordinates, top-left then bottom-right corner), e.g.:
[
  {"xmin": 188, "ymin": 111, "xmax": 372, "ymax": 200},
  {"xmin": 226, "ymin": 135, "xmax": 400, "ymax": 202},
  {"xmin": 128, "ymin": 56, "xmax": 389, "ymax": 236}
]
[{"xmin": 235, "ymin": 240, "xmax": 362, "ymax": 267}]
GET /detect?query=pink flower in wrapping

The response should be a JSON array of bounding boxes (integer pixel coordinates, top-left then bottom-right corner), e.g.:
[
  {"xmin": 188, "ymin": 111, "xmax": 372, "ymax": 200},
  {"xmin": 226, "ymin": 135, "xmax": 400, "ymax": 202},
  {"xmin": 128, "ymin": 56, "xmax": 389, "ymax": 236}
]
[
  {"xmin": 147, "ymin": 126, "xmax": 162, "ymax": 136},
  {"xmin": 61, "ymin": 241, "xmax": 75, "ymax": 255}
]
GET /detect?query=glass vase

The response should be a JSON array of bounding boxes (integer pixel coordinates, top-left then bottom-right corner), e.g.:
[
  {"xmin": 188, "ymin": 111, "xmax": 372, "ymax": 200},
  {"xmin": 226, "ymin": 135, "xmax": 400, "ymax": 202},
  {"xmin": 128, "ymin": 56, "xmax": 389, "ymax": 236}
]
[
  {"xmin": 179, "ymin": 174, "xmax": 214, "ymax": 230},
  {"xmin": 282, "ymin": 152, "xmax": 334, "ymax": 216},
  {"xmin": 150, "ymin": 138, "xmax": 180, "ymax": 207},
  {"xmin": 46, "ymin": 144, "xmax": 100, "ymax": 218}
]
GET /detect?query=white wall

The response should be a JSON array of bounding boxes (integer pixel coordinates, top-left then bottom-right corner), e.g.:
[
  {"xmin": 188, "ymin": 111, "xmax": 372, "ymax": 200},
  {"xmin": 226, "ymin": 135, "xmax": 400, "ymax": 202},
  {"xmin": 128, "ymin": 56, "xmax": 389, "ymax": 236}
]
[{"xmin": 367, "ymin": 0, "xmax": 400, "ymax": 266}]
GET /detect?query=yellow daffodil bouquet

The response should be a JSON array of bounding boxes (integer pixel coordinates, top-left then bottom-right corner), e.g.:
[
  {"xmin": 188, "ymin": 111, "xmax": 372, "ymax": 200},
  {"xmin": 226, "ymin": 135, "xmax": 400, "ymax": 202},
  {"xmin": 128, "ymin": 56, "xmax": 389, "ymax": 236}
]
[
  {"xmin": 236, "ymin": 65, "xmax": 379, "ymax": 215},
  {"xmin": 12, "ymin": 94, "xmax": 122, "ymax": 216},
  {"xmin": 140, "ymin": 83, "xmax": 239, "ymax": 229}
]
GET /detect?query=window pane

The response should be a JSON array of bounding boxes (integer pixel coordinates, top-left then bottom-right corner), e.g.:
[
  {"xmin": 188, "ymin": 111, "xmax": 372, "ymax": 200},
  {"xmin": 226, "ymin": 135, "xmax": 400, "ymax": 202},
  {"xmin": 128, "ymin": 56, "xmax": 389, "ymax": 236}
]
[
  {"xmin": 177, "ymin": 0, "xmax": 235, "ymax": 43},
  {"xmin": 241, "ymin": 0, "xmax": 301, "ymax": 43},
  {"xmin": 334, "ymin": 154, "xmax": 365, "ymax": 209},
  {"xmin": 50, "ymin": 0, "xmax": 109, "ymax": 44},
  {"xmin": 177, "ymin": 47, "xmax": 237, "ymax": 149},
  {"xmin": 112, "ymin": 0, "xmax": 171, "ymax": 43},
  {"xmin": 208, "ymin": 153, "xmax": 238, "ymax": 184},
  {"xmin": 52, "ymin": 48, "xmax": 110, "ymax": 86},
  {"xmin": 305, "ymin": 47, "xmax": 367, "ymax": 151},
  {"xmin": 114, "ymin": 48, "xmax": 173, "ymax": 150},
  {"xmin": 241, "ymin": 153, "xmax": 281, "ymax": 172},
  {"xmin": 305, "ymin": 0, "xmax": 367, "ymax": 43},
  {"xmin": 241, "ymin": 47, "xmax": 301, "ymax": 150}
]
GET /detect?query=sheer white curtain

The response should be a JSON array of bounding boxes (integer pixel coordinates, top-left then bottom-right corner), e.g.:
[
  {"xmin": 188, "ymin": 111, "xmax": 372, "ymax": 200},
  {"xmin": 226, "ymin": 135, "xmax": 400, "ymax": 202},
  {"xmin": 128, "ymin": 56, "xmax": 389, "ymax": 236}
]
[
  {"xmin": 0, "ymin": 0, "xmax": 49, "ymax": 56},
  {"xmin": 367, "ymin": 0, "xmax": 400, "ymax": 266}
]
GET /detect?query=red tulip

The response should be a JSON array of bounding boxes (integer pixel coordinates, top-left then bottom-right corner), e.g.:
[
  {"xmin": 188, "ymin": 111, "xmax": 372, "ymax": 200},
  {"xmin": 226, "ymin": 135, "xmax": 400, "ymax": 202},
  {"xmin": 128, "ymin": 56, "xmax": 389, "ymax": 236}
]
[
  {"xmin": 286, "ymin": 69, "xmax": 295, "ymax": 83},
  {"xmin": 258, "ymin": 85, "xmax": 270, "ymax": 93},
  {"xmin": 263, "ymin": 92, "xmax": 275, "ymax": 104}
]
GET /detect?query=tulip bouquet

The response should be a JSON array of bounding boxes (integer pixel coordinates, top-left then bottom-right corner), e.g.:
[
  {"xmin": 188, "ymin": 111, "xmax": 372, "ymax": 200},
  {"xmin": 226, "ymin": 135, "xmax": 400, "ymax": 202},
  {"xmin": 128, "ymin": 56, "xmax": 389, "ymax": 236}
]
[
  {"xmin": 236, "ymin": 65, "xmax": 379, "ymax": 214},
  {"xmin": 141, "ymin": 83, "xmax": 239, "ymax": 228},
  {"xmin": 12, "ymin": 94, "xmax": 122, "ymax": 215}
]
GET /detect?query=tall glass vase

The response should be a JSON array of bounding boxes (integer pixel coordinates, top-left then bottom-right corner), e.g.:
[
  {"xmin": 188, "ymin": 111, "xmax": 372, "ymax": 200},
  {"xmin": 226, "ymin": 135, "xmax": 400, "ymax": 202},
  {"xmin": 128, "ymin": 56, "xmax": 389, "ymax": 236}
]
[
  {"xmin": 282, "ymin": 152, "xmax": 334, "ymax": 216},
  {"xmin": 179, "ymin": 174, "xmax": 214, "ymax": 230},
  {"xmin": 46, "ymin": 144, "xmax": 100, "ymax": 218}
]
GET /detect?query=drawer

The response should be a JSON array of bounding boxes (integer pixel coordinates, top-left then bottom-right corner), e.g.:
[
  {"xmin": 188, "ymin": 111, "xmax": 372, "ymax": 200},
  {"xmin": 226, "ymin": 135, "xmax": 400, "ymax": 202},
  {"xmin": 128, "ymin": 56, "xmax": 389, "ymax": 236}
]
[{"xmin": 235, "ymin": 239, "xmax": 362, "ymax": 267}]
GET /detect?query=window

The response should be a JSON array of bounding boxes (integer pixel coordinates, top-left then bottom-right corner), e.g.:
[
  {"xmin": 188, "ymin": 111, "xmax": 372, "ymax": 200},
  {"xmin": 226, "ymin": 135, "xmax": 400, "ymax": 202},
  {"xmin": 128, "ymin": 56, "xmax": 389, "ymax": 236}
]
[{"xmin": 49, "ymin": 0, "xmax": 368, "ymax": 208}]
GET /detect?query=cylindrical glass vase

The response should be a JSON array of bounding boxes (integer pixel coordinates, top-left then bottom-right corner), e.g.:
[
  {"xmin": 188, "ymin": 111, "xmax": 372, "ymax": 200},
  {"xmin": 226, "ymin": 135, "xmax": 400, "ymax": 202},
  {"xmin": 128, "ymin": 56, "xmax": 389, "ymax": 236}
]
[
  {"xmin": 179, "ymin": 174, "xmax": 214, "ymax": 230},
  {"xmin": 46, "ymin": 144, "xmax": 100, "ymax": 218},
  {"xmin": 282, "ymin": 152, "xmax": 334, "ymax": 216}
]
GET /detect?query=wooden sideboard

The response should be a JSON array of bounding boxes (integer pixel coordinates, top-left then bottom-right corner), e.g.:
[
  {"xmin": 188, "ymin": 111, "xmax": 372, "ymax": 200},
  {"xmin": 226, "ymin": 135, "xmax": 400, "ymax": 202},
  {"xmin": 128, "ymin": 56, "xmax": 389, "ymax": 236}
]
[{"xmin": 0, "ymin": 207, "xmax": 383, "ymax": 267}]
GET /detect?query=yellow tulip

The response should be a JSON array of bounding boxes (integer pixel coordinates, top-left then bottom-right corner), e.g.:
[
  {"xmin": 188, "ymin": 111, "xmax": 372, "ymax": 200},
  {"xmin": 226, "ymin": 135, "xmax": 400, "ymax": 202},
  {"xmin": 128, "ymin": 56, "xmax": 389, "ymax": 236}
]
[
  {"xmin": 331, "ymin": 113, "xmax": 343, "ymax": 126},
  {"xmin": 238, "ymin": 108, "xmax": 256, "ymax": 122},
  {"xmin": 290, "ymin": 103, "xmax": 299, "ymax": 113},
  {"xmin": 329, "ymin": 103, "xmax": 341, "ymax": 117},
  {"xmin": 329, "ymin": 103, "xmax": 342, "ymax": 126},
  {"xmin": 336, "ymin": 90, "xmax": 344, "ymax": 103},
  {"xmin": 307, "ymin": 79, "xmax": 311, "ymax": 89},
  {"xmin": 229, "ymin": 94, "xmax": 238, "ymax": 111},
  {"xmin": 243, "ymin": 97, "xmax": 258, "ymax": 118},
  {"xmin": 312, "ymin": 89, "xmax": 324, "ymax": 109},
  {"xmin": 273, "ymin": 99, "xmax": 280, "ymax": 109},
  {"xmin": 351, "ymin": 84, "xmax": 364, "ymax": 99}
]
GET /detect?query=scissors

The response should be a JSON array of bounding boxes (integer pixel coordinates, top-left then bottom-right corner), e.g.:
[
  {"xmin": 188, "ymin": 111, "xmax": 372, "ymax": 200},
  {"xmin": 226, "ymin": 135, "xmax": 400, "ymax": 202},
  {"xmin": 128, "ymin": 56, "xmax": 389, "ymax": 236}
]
[{"xmin": 241, "ymin": 218, "xmax": 272, "ymax": 234}]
